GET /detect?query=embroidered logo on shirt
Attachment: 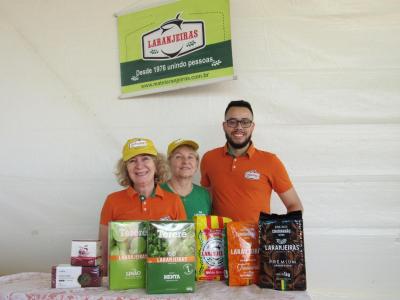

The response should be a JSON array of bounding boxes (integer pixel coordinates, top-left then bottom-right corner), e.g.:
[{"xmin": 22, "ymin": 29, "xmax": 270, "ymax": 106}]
[{"xmin": 244, "ymin": 170, "xmax": 260, "ymax": 180}]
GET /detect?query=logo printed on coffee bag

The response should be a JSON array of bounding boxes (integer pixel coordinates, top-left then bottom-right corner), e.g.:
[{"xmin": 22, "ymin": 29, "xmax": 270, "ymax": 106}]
[
  {"xmin": 276, "ymin": 238, "xmax": 287, "ymax": 245},
  {"xmin": 201, "ymin": 237, "xmax": 224, "ymax": 267},
  {"xmin": 142, "ymin": 13, "xmax": 205, "ymax": 60},
  {"xmin": 164, "ymin": 273, "xmax": 181, "ymax": 281},
  {"xmin": 126, "ymin": 269, "xmax": 142, "ymax": 278},
  {"xmin": 183, "ymin": 263, "xmax": 194, "ymax": 275},
  {"xmin": 233, "ymin": 227, "xmax": 256, "ymax": 238}
]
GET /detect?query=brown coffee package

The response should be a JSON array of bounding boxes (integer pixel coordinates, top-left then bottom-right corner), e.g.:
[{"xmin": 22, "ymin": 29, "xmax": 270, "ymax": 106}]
[{"xmin": 258, "ymin": 211, "xmax": 306, "ymax": 290}]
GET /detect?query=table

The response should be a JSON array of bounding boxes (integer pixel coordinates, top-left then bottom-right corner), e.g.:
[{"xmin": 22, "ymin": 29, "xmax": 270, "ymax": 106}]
[{"xmin": 0, "ymin": 272, "xmax": 311, "ymax": 300}]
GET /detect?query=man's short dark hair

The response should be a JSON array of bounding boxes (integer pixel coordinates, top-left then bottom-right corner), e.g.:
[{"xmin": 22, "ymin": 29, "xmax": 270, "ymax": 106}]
[{"xmin": 224, "ymin": 100, "xmax": 253, "ymax": 117}]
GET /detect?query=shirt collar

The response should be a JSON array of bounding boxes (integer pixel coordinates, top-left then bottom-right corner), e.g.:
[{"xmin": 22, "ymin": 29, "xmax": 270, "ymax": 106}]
[
  {"xmin": 223, "ymin": 142, "xmax": 255, "ymax": 158},
  {"xmin": 127, "ymin": 184, "xmax": 165, "ymax": 199}
]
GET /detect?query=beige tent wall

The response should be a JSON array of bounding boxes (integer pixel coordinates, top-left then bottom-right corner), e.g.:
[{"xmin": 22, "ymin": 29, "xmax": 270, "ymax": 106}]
[{"xmin": 0, "ymin": 0, "xmax": 399, "ymax": 299}]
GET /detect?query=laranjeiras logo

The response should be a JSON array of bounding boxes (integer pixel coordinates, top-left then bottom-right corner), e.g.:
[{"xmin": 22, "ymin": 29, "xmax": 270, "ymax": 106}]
[{"xmin": 142, "ymin": 13, "xmax": 205, "ymax": 60}]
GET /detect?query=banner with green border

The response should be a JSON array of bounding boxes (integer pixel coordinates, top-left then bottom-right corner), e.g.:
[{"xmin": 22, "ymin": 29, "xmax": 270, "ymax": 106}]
[{"xmin": 117, "ymin": 0, "xmax": 234, "ymax": 98}]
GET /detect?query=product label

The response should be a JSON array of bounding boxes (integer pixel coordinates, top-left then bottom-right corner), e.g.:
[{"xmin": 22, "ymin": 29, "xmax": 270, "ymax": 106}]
[
  {"xmin": 55, "ymin": 266, "xmax": 82, "ymax": 288},
  {"xmin": 109, "ymin": 221, "xmax": 148, "ymax": 290},
  {"xmin": 258, "ymin": 211, "xmax": 306, "ymax": 290},
  {"xmin": 146, "ymin": 221, "xmax": 195, "ymax": 294},
  {"xmin": 195, "ymin": 215, "xmax": 232, "ymax": 281},
  {"xmin": 225, "ymin": 222, "xmax": 259, "ymax": 286},
  {"xmin": 71, "ymin": 240, "xmax": 102, "ymax": 266}
]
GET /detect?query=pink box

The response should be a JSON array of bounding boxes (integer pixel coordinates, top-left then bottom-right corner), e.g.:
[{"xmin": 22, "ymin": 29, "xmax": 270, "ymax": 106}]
[{"xmin": 70, "ymin": 240, "xmax": 102, "ymax": 266}]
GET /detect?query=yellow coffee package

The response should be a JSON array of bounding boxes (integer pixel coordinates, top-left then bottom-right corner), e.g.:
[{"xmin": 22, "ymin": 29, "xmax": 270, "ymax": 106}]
[
  {"xmin": 224, "ymin": 222, "xmax": 259, "ymax": 286},
  {"xmin": 194, "ymin": 215, "xmax": 232, "ymax": 281}
]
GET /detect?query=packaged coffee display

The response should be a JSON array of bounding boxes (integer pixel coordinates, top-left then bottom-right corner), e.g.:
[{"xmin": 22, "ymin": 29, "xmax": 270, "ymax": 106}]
[
  {"xmin": 146, "ymin": 221, "xmax": 195, "ymax": 294},
  {"xmin": 51, "ymin": 264, "xmax": 101, "ymax": 288},
  {"xmin": 70, "ymin": 240, "xmax": 102, "ymax": 267},
  {"xmin": 258, "ymin": 211, "xmax": 306, "ymax": 290},
  {"xmin": 108, "ymin": 221, "xmax": 148, "ymax": 290},
  {"xmin": 224, "ymin": 222, "xmax": 259, "ymax": 286},
  {"xmin": 194, "ymin": 215, "xmax": 232, "ymax": 281}
]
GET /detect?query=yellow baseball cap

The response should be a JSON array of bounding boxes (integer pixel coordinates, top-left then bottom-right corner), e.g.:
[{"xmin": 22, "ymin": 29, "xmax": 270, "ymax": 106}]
[
  {"xmin": 122, "ymin": 138, "xmax": 158, "ymax": 161},
  {"xmin": 167, "ymin": 139, "xmax": 199, "ymax": 156}
]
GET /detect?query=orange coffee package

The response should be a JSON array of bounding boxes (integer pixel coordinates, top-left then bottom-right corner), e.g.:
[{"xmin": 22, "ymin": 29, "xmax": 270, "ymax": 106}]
[{"xmin": 224, "ymin": 222, "xmax": 259, "ymax": 286}]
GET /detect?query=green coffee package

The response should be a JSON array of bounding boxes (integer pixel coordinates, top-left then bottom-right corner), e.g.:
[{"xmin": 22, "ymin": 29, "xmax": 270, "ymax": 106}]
[
  {"xmin": 108, "ymin": 221, "xmax": 147, "ymax": 290},
  {"xmin": 146, "ymin": 221, "xmax": 195, "ymax": 294}
]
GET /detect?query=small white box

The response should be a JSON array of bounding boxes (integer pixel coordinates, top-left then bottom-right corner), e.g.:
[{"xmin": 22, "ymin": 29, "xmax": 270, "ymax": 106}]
[{"xmin": 70, "ymin": 240, "xmax": 102, "ymax": 266}]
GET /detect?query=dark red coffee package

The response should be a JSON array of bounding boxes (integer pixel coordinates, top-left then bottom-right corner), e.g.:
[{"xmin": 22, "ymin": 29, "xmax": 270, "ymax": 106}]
[
  {"xmin": 258, "ymin": 211, "xmax": 306, "ymax": 291},
  {"xmin": 51, "ymin": 265, "xmax": 102, "ymax": 288}
]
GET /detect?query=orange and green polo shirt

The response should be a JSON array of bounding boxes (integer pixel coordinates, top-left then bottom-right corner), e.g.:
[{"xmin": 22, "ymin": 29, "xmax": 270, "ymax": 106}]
[
  {"xmin": 200, "ymin": 143, "xmax": 292, "ymax": 222},
  {"xmin": 100, "ymin": 184, "xmax": 187, "ymax": 225}
]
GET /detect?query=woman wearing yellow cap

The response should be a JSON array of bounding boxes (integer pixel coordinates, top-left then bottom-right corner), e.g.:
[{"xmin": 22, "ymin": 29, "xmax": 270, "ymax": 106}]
[
  {"xmin": 99, "ymin": 137, "xmax": 187, "ymax": 274},
  {"xmin": 160, "ymin": 139, "xmax": 211, "ymax": 220}
]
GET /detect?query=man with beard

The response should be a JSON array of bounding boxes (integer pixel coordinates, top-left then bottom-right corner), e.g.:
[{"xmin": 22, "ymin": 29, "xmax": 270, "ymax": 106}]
[{"xmin": 200, "ymin": 100, "xmax": 303, "ymax": 222}]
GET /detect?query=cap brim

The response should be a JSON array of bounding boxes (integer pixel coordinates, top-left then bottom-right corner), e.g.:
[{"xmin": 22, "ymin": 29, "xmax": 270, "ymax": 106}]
[
  {"xmin": 123, "ymin": 149, "xmax": 158, "ymax": 161},
  {"xmin": 168, "ymin": 140, "xmax": 199, "ymax": 156}
]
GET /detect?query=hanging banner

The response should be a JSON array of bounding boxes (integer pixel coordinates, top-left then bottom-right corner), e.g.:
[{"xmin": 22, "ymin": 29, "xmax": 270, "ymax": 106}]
[{"xmin": 116, "ymin": 0, "xmax": 234, "ymax": 98}]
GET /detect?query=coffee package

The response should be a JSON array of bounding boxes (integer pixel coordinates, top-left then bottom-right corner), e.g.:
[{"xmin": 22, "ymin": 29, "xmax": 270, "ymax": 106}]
[
  {"xmin": 258, "ymin": 211, "xmax": 306, "ymax": 290},
  {"xmin": 70, "ymin": 240, "xmax": 102, "ymax": 267},
  {"xmin": 194, "ymin": 215, "xmax": 232, "ymax": 281},
  {"xmin": 224, "ymin": 222, "xmax": 259, "ymax": 286},
  {"xmin": 146, "ymin": 221, "xmax": 195, "ymax": 294},
  {"xmin": 51, "ymin": 264, "xmax": 101, "ymax": 288},
  {"xmin": 108, "ymin": 221, "xmax": 148, "ymax": 290}
]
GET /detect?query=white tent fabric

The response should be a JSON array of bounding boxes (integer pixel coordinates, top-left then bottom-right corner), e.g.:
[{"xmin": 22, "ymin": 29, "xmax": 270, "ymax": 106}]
[{"xmin": 0, "ymin": 1, "xmax": 399, "ymax": 299}]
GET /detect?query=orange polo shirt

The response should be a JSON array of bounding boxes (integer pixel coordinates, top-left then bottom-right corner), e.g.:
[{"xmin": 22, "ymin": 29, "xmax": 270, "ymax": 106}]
[
  {"xmin": 200, "ymin": 143, "xmax": 293, "ymax": 222},
  {"xmin": 100, "ymin": 185, "xmax": 187, "ymax": 225}
]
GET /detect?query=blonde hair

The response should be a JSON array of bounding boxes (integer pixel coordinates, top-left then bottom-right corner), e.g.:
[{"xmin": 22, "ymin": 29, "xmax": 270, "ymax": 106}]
[{"xmin": 115, "ymin": 154, "xmax": 170, "ymax": 187}]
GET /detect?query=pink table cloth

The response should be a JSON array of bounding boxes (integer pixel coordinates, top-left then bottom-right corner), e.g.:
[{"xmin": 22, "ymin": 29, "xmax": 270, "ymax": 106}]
[{"xmin": 0, "ymin": 272, "xmax": 311, "ymax": 300}]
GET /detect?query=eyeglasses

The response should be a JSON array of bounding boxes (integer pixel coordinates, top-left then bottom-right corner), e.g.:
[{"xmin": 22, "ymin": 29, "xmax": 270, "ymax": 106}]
[{"xmin": 225, "ymin": 118, "xmax": 253, "ymax": 128}]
